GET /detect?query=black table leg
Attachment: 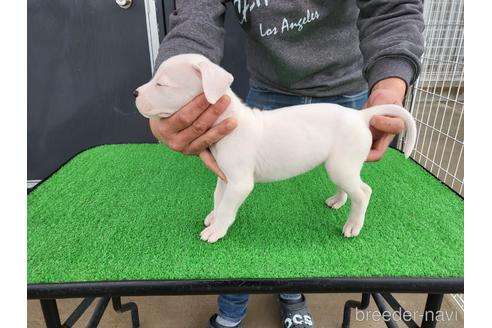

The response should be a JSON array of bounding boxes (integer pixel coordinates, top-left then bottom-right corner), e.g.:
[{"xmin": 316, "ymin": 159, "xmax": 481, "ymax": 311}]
[
  {"xmin": 372, "ymin": 293, "xmax": 399, "ymax": 328},
  {"xmin": 341, "ymin": 293, "xmax": 371, "ymax": 328},
  {"xmin": 40, "ymin": 299, "xmax": 62, "ymax": 328},
  {"xmin": 38, "ymin": 296, "xmax": 139, "ymax": 328},
  {"xmin": 63, "ymin": 297, "xmax": 95, "ymax": 327},
  {"xmin": 86, "ymin": 297, "xmax": 110, "ymax": 328},
  {"xmin": 421, "ymin": 294, "xmax": 444, "ymax": 328},
  {"xmin": 112, "ymin": 296, "xmax": 140, "ymax": 328}
]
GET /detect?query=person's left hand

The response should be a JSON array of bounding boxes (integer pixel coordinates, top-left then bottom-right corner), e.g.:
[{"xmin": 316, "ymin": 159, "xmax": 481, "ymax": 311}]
[{"xmin": 363, "ymin": 77, "xmax": 407, "ymax": 162}]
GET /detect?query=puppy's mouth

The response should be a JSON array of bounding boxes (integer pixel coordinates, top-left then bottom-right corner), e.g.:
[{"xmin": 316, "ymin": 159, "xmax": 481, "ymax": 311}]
[
  {"xmin": 139, "ymin": 110, "xmax": 173, "ymax": 119},
  {"xmin": 135, "ymin": 101, "xmax": 173, "ymax": 118},
  {"xmin": 139, "ymin": 112, "xmax": 152, "ymax": 119}
]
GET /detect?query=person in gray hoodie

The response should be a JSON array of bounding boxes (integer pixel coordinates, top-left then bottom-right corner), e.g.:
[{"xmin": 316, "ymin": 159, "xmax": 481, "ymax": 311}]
[{"xmin": 149, "ymin": 1, "xmax": 424, "ymax": 327}]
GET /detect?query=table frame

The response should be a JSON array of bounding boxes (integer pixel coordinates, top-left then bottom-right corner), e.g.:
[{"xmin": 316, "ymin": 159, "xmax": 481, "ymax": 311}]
[{"xmin": 29, "ymin": 277, "xmax": 463, "ymax": 328}]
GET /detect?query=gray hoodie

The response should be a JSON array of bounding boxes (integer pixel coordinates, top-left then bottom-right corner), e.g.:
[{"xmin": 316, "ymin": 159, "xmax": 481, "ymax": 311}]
[{"xmin": 155, "ymin": 0, "xmax": 424, "ymax": 97}]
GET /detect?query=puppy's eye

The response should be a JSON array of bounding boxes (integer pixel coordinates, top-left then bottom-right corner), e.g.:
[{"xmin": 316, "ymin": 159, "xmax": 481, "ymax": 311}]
[{"xmin": 156, "ymin": 83, "xmax": 166, "ymax": 87}]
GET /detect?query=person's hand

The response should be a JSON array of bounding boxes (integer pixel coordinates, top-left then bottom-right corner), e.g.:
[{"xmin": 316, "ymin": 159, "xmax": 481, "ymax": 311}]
[
  {"xmin": 363, "ymin": 78, "xmax": 407, "ymax": 162},
  {"xmin": 149, "ymin": 94, "xmax": 237, "ymax": 181}
]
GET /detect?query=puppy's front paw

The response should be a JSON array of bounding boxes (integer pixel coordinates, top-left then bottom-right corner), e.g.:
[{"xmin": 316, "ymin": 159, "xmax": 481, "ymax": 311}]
[
  {"xmin": 204, "ymin": 211, "xmax": 215, "ymax": 226},
  {"xmin": 342, "ymin": 220, "xmax": 363, "ymax": 238},
  {"xmin": 325, "ymin": 194, "xmax": 347, "ymax": 209},
  {"xmin": 200, "ymin": 223, "xmax": 228, "ymax": 243}
]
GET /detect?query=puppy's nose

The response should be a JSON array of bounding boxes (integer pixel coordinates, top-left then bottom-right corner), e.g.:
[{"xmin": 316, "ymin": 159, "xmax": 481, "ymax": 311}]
[{"xmin": 133, "ymin": 90, "xmax": 139, "ymax": 98}]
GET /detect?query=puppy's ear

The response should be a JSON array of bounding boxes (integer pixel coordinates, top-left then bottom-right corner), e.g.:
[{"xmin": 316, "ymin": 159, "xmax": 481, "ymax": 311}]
[{"xmin": 193, "ymin": 61, "xmax": 234, "ymax": 104}]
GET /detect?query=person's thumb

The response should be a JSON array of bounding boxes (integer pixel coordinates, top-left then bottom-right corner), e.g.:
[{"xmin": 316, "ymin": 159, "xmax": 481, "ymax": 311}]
[
  {"xmin": 199, "ymin": 150, "xmax": 227, "ymax": 182},
  {"xmin": 370, "ymin": 115, "xmax": 405, "ymax": 134}
]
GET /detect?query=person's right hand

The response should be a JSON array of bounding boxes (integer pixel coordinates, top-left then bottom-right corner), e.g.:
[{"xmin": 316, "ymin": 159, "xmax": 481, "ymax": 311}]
[{"xmin": 149, "ymin": 94, "xmax": 236, "ymax": 182}]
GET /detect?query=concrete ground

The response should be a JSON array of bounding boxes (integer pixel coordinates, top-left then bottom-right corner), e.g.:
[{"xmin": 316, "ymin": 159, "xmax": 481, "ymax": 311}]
[{"xmin": 28, "ymin": 293, "xmax": 463, "ymax": 327}]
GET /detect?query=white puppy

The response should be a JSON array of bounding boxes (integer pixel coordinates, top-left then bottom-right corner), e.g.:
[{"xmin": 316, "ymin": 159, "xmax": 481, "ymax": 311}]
[{"xmin": 135, "ymin": 54, "xmax": 416, "ymax": 243}]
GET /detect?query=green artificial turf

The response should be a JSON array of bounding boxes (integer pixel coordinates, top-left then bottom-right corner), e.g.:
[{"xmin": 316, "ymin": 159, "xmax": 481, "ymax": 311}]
[{"xmin": 27, "ymin": 144, "xmax": 464, "ymax": 284}]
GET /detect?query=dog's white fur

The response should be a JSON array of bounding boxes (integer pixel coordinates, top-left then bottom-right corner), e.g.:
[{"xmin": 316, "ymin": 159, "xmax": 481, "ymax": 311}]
[{"xmin": 135, "ymin": 54, "xmax": 417, "ymax": 243}]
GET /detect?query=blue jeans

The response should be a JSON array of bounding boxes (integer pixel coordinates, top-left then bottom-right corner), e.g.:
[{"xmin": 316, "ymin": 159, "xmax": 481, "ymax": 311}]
[
  {"xmin": 246, "ymin": 86, "xmax": 368, "ymax": 111},
  {"xmin": 217, "ymin": 86, "xmax": 369, "ymax": 324}
]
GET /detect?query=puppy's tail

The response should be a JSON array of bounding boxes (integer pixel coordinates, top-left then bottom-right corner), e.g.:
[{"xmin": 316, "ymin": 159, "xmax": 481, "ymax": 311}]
[{"xmin": 361, "ymin": 104, "xmax": 417, "ymax": 158}]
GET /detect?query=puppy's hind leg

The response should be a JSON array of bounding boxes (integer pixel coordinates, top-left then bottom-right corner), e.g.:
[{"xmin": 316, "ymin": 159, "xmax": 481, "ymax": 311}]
[
  {"xmin": 325, "ymin": 186, "xmax": 348, "ymax": 210},
  {"xmin": 200, "ymin": 177, "xmax": 254, "ymax": 243},
  {"xmin": 204, "ymin": 178, "xmax": 226, "ymax": 226},
  {"xmin": 326, "ymin": 159, "xmax": 372, "ymax": 238},
  {"xmin": 324, "ymin": 162, "xmax": 348, "ymax": 209}
]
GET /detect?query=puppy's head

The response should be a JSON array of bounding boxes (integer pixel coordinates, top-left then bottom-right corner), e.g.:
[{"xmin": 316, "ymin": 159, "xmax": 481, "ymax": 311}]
[{"xmin": 134, "ymin": 54, "xmax": 234, "ymax": 118}]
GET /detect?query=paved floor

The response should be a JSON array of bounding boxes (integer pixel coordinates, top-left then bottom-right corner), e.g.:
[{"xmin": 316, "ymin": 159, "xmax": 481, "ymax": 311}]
[{"xmin": 28, "ymin": 293, "xmax": 463, "ymax": 327}]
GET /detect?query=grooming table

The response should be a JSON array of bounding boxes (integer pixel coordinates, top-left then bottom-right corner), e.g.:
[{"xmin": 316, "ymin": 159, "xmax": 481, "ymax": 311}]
[{"xmin": 28, "ymin": 144, "xmax": 463, "ymax": 328}]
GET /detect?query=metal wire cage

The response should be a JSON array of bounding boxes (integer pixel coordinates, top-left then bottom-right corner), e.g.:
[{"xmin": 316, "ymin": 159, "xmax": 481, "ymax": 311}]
[
  {"xmin": 398, "ymin": 0, "xmax": 465, "ymax": 313},
  {"xmin": 399, "ymin": 0, "xmax": 464, "ymax": 196}
]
